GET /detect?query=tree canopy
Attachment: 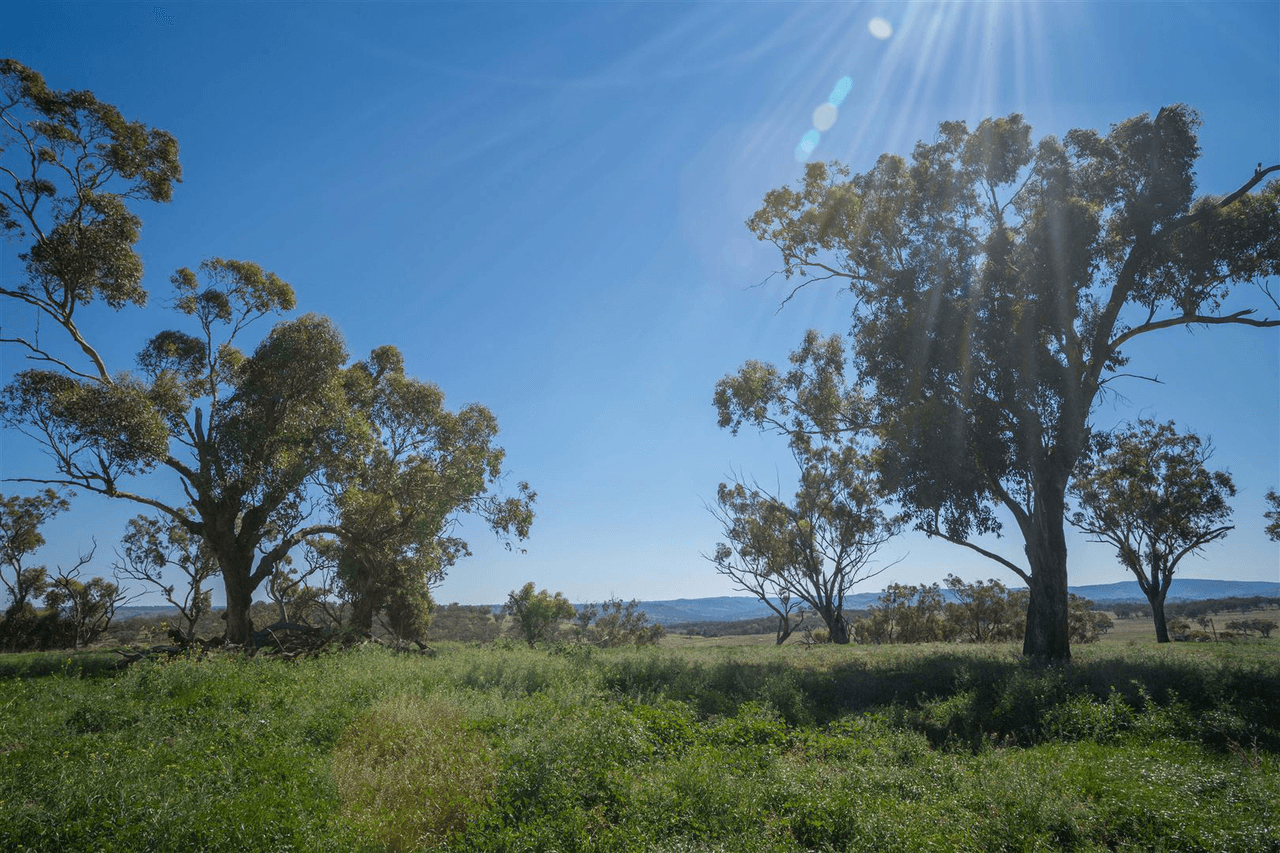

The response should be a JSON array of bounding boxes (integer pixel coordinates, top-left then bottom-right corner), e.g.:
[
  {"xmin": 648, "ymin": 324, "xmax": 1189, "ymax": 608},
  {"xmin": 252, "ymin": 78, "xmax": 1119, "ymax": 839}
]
[
  {"xmin": 1070, "ymin": 419, "xmax": 1234, "ymax": 643},
  {"xmin": 0, "ymin": 61, "xmax": 533, "ymax": 643},
  {"xmin": 713, "ymin": 330, "xmax": 897, "ymax": 645},
  {"xmin": 744, "ymin": 106, "xmax": 1279, "ymax": 659}
]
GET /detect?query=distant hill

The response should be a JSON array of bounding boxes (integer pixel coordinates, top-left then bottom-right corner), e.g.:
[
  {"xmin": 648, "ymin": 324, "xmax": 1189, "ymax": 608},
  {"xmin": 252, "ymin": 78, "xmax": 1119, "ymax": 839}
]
[
  {"xmin": 1068, "ymin": 578, "xmax": 1280, "ymax": 603},
  {"xmin": 112, "ymin": 579, "xmax": 1279, "ymax": 627},
  {"xmin": 632, "ymin": 579, "xmax": 1280, "ymax": 625}
]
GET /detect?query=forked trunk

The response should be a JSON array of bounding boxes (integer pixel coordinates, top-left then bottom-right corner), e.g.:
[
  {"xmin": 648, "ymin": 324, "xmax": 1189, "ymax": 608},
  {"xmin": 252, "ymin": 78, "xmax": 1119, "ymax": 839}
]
[{"xmin": 823, "ymin": 609, "xmax": 851, "ymax": 645}]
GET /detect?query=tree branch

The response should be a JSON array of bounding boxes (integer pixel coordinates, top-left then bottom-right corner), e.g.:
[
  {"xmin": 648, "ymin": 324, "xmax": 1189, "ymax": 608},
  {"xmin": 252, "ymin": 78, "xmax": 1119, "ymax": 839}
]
[
  {"xmin": 919, "ymin": 520, "xmax": 1031, "ymax": 583},
  {"xmin": 1111, "ymin": 309, "xmax": 1280, "ymax": 350}
]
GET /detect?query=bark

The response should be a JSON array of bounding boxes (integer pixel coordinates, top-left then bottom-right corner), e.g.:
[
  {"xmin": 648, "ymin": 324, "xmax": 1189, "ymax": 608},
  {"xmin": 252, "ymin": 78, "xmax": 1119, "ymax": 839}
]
[
  {"xmin": 222, "ymin": 568, "xmax": 255, "ymax": 645},
  {"xmin": 824, "ymin": 609, "xmax": 852, "ymax": 645},
  {"xmin": 351, "ymin": 594, "xmax": 375, "ymax": 634},
  {"xmin": 1150, "ymin": 589, "xmax": 1171, "ymax": 643},
  {"xmin": 1021, "ymin": 484, "xmax": 1071, "ymax": 660}
]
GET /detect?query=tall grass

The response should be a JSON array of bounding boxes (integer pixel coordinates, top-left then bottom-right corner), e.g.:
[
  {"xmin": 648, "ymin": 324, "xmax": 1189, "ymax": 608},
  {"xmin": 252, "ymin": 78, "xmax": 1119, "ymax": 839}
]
[{"xmin": 0, "ymin": 641, "xmax": 1276, "ymax": 851}]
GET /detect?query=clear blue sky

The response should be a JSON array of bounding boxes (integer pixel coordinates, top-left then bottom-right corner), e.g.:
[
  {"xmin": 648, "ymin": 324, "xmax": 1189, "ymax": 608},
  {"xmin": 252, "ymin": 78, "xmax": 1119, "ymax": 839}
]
[{"xmin": 2, "ymin": 2, "xmax": 1277, "ymax": 607}]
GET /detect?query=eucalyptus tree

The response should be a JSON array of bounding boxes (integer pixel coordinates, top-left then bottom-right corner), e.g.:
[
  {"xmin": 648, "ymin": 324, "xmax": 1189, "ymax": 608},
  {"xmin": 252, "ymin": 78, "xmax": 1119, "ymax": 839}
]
[
  {"xmin": 503, "ymin": 582, "xmax": 574, "ymax": 647},
  {"xmin": 1070, "ymin": 420, "xmax": 1234, "ymax": 643},
  {"xmin": 744, "ymin": 107, "xmax": 1279, "ymax": 659},
  {"xmin": 328, "ymin": 346, "xmax": 535, "ymax": 639},
  {"xmin": 0, "ymin": 489, "xmax": 67, "ymax": 616},
  {"xmin": 713, "ymin": 331, "xmax": 901, "ymax": 645},
  {"xmin": 0, "ymin": 62, "xmax": 533, "ymax": 643},
  {"xmin": 115, "ymin": 513, "xmax": 218, "ymax": 641}
]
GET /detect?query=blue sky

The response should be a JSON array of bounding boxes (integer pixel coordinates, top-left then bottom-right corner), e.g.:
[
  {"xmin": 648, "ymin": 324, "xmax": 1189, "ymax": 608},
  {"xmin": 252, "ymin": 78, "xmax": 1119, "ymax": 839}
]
[{"xmin": 2, "ymin": 2, "xmax": 1277, "ymax": 607}]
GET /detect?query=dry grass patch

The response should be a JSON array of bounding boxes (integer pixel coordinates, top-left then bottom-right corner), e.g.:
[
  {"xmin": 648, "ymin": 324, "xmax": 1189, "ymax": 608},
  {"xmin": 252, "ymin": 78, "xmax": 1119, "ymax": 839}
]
[{"xmin": 331, "ymin": 693, "xmax": 496, "ymax": 851}]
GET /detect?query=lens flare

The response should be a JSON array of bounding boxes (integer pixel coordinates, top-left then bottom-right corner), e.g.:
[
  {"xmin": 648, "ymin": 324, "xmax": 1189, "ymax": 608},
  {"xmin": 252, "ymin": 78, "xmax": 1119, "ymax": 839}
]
[
  {"xmin": 795, "ymin": 129, "xmax": 821, "ymax": 162},
  {"xmin": 812, "ymin": 102, "xmax": 838, "ymax": 132},
  {"xmin": 868, "ymin": 17, "xmax": 893, "ymax": 39},
  {"xmin": 828, "ymin": 76, "xmax": 853, "ymax": 106}
]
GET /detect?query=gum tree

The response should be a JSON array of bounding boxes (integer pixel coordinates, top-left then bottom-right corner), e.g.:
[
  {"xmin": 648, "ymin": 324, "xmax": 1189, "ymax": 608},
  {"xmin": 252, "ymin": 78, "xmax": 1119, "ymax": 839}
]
[
  {"xmin": 503, "ymin": 582, "xmax": 574, "ymax": 646},
  {"xmin": 745, "ymin": 107, "xmax": 1279, "ymax": 659},
  {"xmin": 0, "ymin": 62, "xmax": 533, "ymax": 643},
  {"xmin": 0, "ymin": 489, "xmax": 67, "ymax": 616},
  {"xmin": 1070, "ymin": 419, "xmax": 1234, "ymax": 643},
  {"xmin": 713, "ymin": 331, "xmax": 901, "ymax": 645},
  {"xmin": 115, "ymin": 513, "xmax": 218, "ymax": 642},
  {"xmin": 1265, "ymin": 489, "xmax": 1280, "ymax": 541}
]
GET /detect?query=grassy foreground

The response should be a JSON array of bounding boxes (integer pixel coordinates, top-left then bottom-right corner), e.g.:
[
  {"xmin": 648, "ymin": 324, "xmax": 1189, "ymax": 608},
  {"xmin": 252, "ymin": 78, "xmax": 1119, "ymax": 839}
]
[{"xmin": 1, "ymin": 641, "xmax": 1277, "ymax": 852}]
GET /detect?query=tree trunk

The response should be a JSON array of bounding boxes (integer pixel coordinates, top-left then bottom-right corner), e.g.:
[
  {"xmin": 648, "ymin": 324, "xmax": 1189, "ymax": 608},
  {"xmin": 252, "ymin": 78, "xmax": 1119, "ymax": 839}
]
[
  {"xmin": 1021, "ymin": 487, "xmax": 1071, "ymax": 661},
  {"xmin": 222, "ymin": 564, "xmax": 256, "ymax": 645},
  {"xmin": 1150, "ymin": 589, "xmax": 1171, "ymax": 643},
  {"xmin": 825, "ymin": 610, "xmax": 851, "ymax": 644},
  {"xmin": 351, "ymin": 590, "xmax": 375, "ymax": 633}
]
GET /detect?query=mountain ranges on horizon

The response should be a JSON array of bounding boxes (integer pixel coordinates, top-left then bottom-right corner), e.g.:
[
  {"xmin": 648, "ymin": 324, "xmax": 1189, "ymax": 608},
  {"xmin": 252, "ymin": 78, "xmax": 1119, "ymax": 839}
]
[
  {"xmin": 111, "ymin": 578, "xmax": 1280, "ymax": 626},
  {"xmin": 629, "ymin": 578, "xmax": 1280, "ymax": 625}
]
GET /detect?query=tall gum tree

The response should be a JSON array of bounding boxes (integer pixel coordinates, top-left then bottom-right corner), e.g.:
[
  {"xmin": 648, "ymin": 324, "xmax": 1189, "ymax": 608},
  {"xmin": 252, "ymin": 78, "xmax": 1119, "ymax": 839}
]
[
  {"xmin": 0, "ymin": 62, "xmax": 534, "ymax": 643},
  {"xmin": 745, "ymin": 107, "xmax": 1279, "ymax": 659}
]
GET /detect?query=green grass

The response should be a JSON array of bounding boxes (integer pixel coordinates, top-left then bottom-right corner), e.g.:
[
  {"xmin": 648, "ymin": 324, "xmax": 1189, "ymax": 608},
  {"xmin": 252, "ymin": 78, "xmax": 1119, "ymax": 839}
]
[{"xmin": 1, "ymin": 641, "xmax": 1276, "ymax": 851}]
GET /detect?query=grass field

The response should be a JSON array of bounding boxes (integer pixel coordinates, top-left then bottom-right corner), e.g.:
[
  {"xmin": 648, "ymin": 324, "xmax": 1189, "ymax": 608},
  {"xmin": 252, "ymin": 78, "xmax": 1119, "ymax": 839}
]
[
  {"xmin": 1099, "ymin": 608, "xmax": 1279, "ymax": 643},
  {"xmin": 1, "ymin": 638, "xmax": 1277, "ymax": 851}
]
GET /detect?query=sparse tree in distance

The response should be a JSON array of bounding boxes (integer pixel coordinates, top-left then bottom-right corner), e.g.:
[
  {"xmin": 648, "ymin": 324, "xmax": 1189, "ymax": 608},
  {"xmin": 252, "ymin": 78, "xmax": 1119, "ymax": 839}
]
[
  {"xmin": 581, "ymin": 597, "xmax": 665, "ymax": 647},
  {"xmin": 713, "ymin": 331, "xmax": 902, "ymax": 645},
  {"xmin": 0, "ymin": 490, "xmax": 67, "ymax": 618},
  {"xmin": 744, "ymin": 107, "xmax": 1279, "ymax": 659},
  {"xmin": 44, "ymin": 545, "xmax": 130, "ymax": 650},
  {"xmin": 856, "ymin": 582, "xmax": 953, "ymax": 644},
  {"xmin": 943, "ymin": 575, "xmax": 1024, "ymax": 643},
  {"xmin": 503, "ymin": 582, "xmax": 574, "ymax": 647},
  {"xmin": 115, "ymin": 513, "xmax": 218, "ymax": 642},
  {"xmin": 708, "ymin": 447, "xmax": 900, "ymax": 644},
  {"xmin": 1070, "ymin": 420, "xmax": 1234, "ymax": 643}
]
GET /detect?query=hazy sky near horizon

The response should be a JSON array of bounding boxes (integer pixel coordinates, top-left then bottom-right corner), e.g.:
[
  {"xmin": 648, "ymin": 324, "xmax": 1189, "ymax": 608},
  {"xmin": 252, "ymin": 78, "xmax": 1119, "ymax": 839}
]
[{"xmin": 2, "ymin": 2, "xmax": 1278, "ymax": 607}]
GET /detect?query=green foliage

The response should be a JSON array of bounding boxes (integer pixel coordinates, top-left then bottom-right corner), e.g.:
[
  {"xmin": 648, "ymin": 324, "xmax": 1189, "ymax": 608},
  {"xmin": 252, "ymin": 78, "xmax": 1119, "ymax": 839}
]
[
  {"xmin": 575, "ymin": 597, "xmax": 665, "ymax": 647},
  {"xmin": 1, "ymin": 65, "xmax": 534, "ymax": 646},
  {"xmin": 1264, "ymin": 488, "xmax": 1280, "ymax": 542},
  {"xmin": 0, "ymin": 643, "xmax": 1278, "ymax": 850},
  {"xmin": 856, "ymin": 582, "xmax": 955, "ymax": 644},
  {"xmin": 331, "ymin": 694, "xmax": 496, "ymax": 850},
  {"xmin": 1072, "ymin": 419, "xmax": 1235, "ymax": 642},
  {"xmin": 943, "ymin": 574, "xmax": 1024, "ymax": 643},
  {"xmin": 42, "ymin": 570, "xmax": 125, "ymax": 650},
  {"xmin": 0, "ymin": 491, "xmax": 127, "ymax": 651},
  {"xmin": 1225, "ymin": 619, "xmax": 1278, "ymax": 639},
  {"xmin": 503, "ymin": 582, "xmax": 575, "ymax": 646},
  {"xmin": 0, "ymin": 490, "xmax": 67, "ymax": 617},
  {"xmin": 744, "ymin": 107, "xmax": 1280, "ymax": 659},
  {"xmin": 115, "ymin": 514, "xmax": 217, "ymax": 642},
  {"xmin": 709, "ymin": 366, "xmax": 901, "ymax": 645},
  {"xmin": 0, "ymin": 60, "xmax": 181, "ymax": 333},
  {"xmin": 426, "ymin": 603, "xmax": 503, "ymax": 643}
]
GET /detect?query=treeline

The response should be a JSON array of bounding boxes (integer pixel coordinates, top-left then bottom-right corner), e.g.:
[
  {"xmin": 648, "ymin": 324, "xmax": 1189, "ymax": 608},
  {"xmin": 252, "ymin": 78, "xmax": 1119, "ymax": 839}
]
[
  {"xmin": 676, "ymin": 577, "xmax": 1113, "ymax": 645},
  {"xmin": 848, "ymin": 577, "xmax": 1112, "ymax": 645},
  {"xmin": 1110, "ymin": 596, "xmax": 1280, "ymax": 620}
]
